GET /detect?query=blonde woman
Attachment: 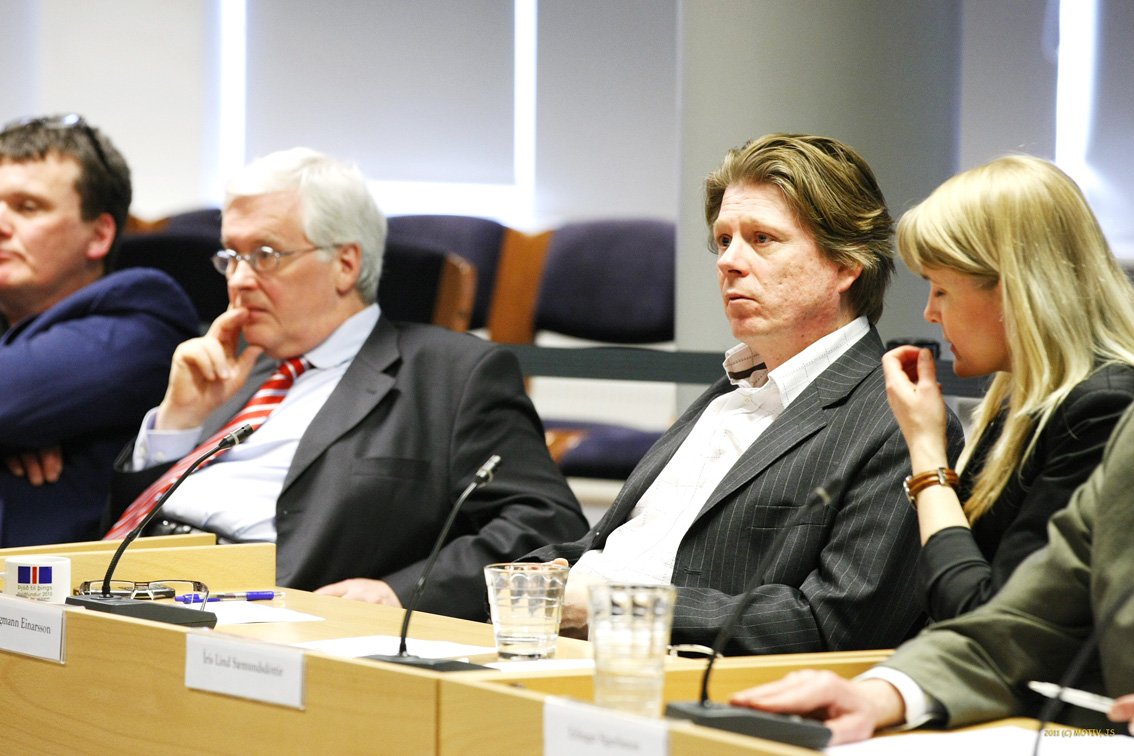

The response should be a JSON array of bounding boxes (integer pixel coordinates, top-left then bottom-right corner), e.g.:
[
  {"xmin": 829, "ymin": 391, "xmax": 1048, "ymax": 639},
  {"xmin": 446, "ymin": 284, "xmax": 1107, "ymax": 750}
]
[{"xmin": 883, "ymin": 155, "xmax": 1134, "ymax": 621}]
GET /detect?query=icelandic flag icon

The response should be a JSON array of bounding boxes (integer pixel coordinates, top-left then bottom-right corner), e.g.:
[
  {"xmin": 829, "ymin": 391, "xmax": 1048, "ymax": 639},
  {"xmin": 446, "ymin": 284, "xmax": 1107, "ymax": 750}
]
[{"xmin": 18, "ymin": 565, "xmax": 52, "ymax": 584}]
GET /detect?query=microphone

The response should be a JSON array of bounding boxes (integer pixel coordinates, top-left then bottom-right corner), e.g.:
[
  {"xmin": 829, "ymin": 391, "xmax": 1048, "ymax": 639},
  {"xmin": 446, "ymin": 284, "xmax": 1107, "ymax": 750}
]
[
  {"xmin": 366, "ymin": 455, "xmax": 501, "ymax": 672},
  {"xmin": 65, "ymin": 424, "xmax": 256, "ymax": 627},
  {"xmin": 665, "ymin": 482, "xmax": 840, "ymax": 750},
  {"xmin": 218, "ymin": 423, "xmax": 257, "ymax": 449},
  {"xmin": 1030, "ymin": 582, "xmax": 1134, "ymax": 756}
]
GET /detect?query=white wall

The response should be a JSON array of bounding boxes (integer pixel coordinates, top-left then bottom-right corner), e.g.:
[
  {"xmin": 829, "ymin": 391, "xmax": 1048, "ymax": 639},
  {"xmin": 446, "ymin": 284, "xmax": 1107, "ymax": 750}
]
[
  {"xmin": 959, "ymin": 0, "xmax": 1057, "ymax": 168},
  {"xmin": 25, "ymin": 0, "xmax": 218, "ymax": 219},
  {"xmin": 0, "ymin": 0, "xmax": 40, "ymax": 119},
  {"xmin": 244, "ymin": 0, "xmax": 515, "ymax": 185},
  {"xmin": 534, "ymin": 0, "xmax": 679, "ymax": 226},
  {"xmin": 1, "ymin": 1, "xmax": 684, "ymax": 230},
  {"xmin": 1081, "ymin": 0, "xmax": 1134, "ymax": 258}
]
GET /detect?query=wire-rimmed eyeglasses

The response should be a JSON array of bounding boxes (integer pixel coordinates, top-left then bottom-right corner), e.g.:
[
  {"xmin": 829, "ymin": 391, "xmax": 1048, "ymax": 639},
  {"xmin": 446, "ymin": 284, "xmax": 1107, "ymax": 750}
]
[
  {"xmin": 211, "ymin": 245, "xmax": 342, "ymax": 276},
  {"xmin": 75, "ymin": 579, "xmax": 211, "ymax": 610},
  {"xmin": 2, "ymin": 113, "xmax": 111, "ymax": 174}
]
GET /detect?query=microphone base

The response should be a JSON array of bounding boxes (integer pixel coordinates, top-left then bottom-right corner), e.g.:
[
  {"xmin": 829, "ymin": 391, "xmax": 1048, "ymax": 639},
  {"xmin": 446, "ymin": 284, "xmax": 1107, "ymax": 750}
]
[
  {"xmin": 65, "ymin": 595, "xmax": 217, "ymax": 628},
  {"xmin": 665, "ymin": 701, "xmax": 831, "ymax": 749},
  {"xmin": 364, "ymin": 654, "xmax": 493, "ymax": 672}
]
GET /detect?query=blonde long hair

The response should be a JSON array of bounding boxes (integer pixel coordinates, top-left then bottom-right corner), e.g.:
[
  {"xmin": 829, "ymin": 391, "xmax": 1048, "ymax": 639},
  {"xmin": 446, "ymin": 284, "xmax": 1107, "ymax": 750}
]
[{"xmin": 896, "ymin": 155, "xmax": 1134, "ymax": 521}]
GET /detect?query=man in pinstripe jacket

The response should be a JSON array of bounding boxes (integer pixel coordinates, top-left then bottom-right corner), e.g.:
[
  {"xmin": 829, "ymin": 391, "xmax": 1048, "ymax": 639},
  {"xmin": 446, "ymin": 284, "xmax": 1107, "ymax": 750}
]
[{"xmin": 529, "ymin": 134, "xmax": 964, "ymax": 655}]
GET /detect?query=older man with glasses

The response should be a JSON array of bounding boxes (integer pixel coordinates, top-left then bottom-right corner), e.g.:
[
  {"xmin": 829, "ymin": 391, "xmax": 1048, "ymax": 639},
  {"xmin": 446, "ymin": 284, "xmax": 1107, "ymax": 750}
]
[
  {"xmin": 0, "ymin": 114, "xmax": 198, "ymax": 547},
  {"xmin": 104, "ymin": 147, "xmax": 587, "ymax": 621}
]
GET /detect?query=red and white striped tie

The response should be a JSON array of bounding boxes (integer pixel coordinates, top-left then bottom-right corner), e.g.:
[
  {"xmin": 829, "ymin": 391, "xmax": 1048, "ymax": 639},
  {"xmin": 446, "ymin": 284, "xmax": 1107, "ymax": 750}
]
[{"xmin": 104, "ymin": 358, "xmax": 309, "ymax": 540}]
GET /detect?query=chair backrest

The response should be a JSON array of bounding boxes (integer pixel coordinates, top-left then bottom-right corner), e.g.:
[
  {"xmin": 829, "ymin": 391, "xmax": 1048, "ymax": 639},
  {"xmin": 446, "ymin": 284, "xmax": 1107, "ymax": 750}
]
[
  {"xmin": 377, "ymin": 241, "xmax": 476, "ymax": 332},
  {"xmin": 163, "ymin": 208, "xmax": 222, "ymax": 241},
  {"xmin": 387, "ymin": 215, "xmax": 505, "ymax": 329},
  {"xmin": 496, "ymin": 219, "xmax": 675, "ymax": 345},
  {"xmin": 119, "ymin": 211, "xmax": 476, "ymax": 332},
  {"xmin": 125, "ymin": 207, "xmax": 223, "ymax": 239},
  {"xmin": 113, "ymin": 233, "xmax": 229, "ymax": 326}
]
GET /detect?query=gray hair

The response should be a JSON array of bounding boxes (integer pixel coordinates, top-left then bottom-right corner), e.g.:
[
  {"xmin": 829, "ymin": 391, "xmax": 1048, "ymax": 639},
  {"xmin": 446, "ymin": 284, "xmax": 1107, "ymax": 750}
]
[{"xmin": 225, "ymin": 147, "xmax": 386, "ymax": 303}]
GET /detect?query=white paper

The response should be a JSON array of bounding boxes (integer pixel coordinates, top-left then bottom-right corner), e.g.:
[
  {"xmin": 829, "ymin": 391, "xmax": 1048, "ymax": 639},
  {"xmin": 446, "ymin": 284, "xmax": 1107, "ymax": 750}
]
[
  {"xmin": 185, "ymin": 633, "xmax": 305, "ymax": 709},
  {"xmin": 544, "ymin": 696, "xmax": 668, "ymax": 756},
  {"xmin": 826, "ymin": 725, "xmax": 1134, "ymax": 755},
  {"xmin": 484, "ymin": 658, "xmax": 594, "ymax": 671},
  {"xmin": 207, "ymin": 602, "xmax": 324, "ymax": 626},
  {"xmin": 0, "ymin": 595, "xmax": 64, "ymax": 662},
  {"xmin": 293, "ymin": 634, "xmax": 494, "ymax": 660}
]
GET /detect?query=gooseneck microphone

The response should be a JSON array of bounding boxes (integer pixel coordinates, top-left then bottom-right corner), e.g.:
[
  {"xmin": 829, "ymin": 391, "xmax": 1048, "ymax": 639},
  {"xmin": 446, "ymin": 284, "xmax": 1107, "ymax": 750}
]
[
  {"xmin": 665, "ymin": 483, "xmax": 840, "ymax": 750},
  {"xmin": 367, "ymin": 454, "xmax": 502, "ymax": 672},
  {"xmin": 65, "ymin": 424, "xmax": 256, "ymax": 627}
]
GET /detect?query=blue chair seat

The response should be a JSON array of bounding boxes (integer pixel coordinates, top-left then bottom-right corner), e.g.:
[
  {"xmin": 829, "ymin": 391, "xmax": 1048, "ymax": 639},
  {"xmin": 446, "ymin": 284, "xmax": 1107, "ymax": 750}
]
[{"xmin": 544, "ymin": 420, "xmax": 663, "ymax": 481}]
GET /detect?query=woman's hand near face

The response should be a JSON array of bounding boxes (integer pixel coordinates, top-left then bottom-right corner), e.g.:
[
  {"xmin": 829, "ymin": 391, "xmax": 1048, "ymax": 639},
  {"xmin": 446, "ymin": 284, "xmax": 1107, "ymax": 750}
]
[
  {"xmin": 883, "ymin": 345, "xmax": 969, "ymax": 541},
  {"xmin": 882, "ymin": 346, "xmax": 950, "ymax": 472}
]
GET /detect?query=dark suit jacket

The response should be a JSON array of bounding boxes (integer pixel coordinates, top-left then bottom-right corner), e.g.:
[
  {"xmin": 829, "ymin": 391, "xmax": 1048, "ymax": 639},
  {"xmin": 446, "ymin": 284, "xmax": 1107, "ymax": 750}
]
[
  {"xmin": 110, "ymin": 318, "xmax": 588, "ymax": 621},
  {"xmin": 883, "ymin": 403, "xmax": 1134, "ymax": 730},
  {"xmin": 919, "ymin": 363, "xmax": 1134, "ymax": 620},
  {"xmin": 0, "ymin": 269, "xmax": 197, "ymax": 547},
  {"xmin": 529, "ymin": 328, "xmax": 966, "ymax": 654}
]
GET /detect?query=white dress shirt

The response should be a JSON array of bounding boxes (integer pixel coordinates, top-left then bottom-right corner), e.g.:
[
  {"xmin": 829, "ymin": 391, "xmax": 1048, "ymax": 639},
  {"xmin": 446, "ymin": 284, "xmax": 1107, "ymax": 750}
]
[
  {"xmin": 130, "ymin": 304, "xmax": 380, "ymax": 541},
  {"xmin": 856, "ymin": 667, "xmax": 941, "ymax": 729},
  {"xmin": 572, "ymin": 316, "xmax": 870, "ymax": 584}
]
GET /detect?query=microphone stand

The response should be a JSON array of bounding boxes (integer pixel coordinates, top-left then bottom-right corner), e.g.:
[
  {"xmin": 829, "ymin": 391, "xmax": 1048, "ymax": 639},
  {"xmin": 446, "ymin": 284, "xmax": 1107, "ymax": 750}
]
[
  {"xmin": 366, "ymin": 455, "xmax": 501, "ymax": 672},
  {"xmin": 65, "ymin": 425, "xmax": 255, "ymax": 627},
  {"xmin": 665, "ymin": 484, "xmax": 838, "ymax": 749}
]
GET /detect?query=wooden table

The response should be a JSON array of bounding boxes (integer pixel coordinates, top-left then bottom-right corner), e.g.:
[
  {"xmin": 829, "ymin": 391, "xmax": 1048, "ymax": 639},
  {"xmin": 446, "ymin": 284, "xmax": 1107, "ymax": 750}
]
[
  {"xmin": 5, "ymin": 539, "xmax": 1015, "ymax": 756},
  {"xmin": 439, "ymin": 650, "xmax": 893, "ymax": 755},
  {"xmin": 0, "ymin": 575, "xmax": 588, "ymax": 756}
]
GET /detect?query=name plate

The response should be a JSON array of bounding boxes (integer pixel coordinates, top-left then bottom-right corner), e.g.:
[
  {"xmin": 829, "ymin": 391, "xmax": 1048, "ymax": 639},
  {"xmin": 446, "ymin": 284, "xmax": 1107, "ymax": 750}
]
[
  {"xmin": 0, "ymin": 595, "xmax": 65, "ymax": 662},
  {"xmin": 544, "ymin": 697, "xmax": 668, "ymax": 756},
  {"xmin": 185, "ymin": 633, "xmax": 305, "ymax": 709}
]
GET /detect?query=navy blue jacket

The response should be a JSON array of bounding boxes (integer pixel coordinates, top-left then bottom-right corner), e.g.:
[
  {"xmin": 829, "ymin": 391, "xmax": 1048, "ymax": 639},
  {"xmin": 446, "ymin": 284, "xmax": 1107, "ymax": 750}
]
[{"xmin": 0, "ymin": 269, "xmax": 197, "ymax": 546}]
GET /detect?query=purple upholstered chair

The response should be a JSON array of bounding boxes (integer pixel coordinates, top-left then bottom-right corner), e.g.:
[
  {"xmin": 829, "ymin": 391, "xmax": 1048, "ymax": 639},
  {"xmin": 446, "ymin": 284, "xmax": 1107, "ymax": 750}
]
[
  {"xmin": 387, "ymin": 215, "xmax": 506, "ymax": 330},
  {"xmin": 534, "ymin": 219, "xmax": 675, "ymax": 480},
  {"xmin": 114, "ymin": 233, "xmax": 228, "ymax": 328},
  {"xmin": 162, "ymin": 208, "xmax": 222, "ymax": 242}
]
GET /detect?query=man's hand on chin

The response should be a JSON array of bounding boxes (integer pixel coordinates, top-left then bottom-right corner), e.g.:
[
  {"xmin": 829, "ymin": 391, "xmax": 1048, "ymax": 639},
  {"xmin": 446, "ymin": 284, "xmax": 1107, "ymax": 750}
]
[
  {"xmin": 155, "ymin": 307, "xmax": 263, "ymax": 431},
  {"xmin": 315, "ymin": 578, "xmax": 403, "ymax": 607}
]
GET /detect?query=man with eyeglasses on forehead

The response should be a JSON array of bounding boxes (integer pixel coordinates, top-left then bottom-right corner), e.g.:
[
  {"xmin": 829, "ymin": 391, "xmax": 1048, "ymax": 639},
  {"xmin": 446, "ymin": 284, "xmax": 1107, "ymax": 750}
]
[
  {"xmin": 0, "ymin": 114, "xmax": 197, "ymax": 547},
  {"xmin": 104, "ymin": 147, "xmax": 587, "ymax": 619}
]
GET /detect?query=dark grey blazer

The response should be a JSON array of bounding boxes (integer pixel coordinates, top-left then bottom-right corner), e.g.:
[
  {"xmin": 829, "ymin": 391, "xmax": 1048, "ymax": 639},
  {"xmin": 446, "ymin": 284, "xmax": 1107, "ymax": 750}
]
[
  {"xmin": 111, "ymin": 318, "xmax": 588, "ymax": 621},
  {"xmin": 529, "ymin": 328, "xmax": 965, "ymax": 654}
]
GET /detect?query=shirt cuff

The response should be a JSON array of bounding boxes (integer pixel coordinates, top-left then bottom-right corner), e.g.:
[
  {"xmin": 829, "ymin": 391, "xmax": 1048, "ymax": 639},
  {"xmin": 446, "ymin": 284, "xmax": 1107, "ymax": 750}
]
[
  {"xmin": 856, "ymin": 667, "xmax": 945, "ymax": 731},
  {"xmin": 131, "ymin": 407, "xmax": 201, "ymax": 470}
]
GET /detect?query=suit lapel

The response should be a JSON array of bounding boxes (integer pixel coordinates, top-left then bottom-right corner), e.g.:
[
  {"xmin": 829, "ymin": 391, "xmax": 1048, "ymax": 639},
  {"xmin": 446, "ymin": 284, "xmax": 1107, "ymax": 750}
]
[
  {"xmin": 690, "ymin": 328, "xmax": 885, "ymax": 524},
  {"xmin": 281, "ymin": 318, "xmax": 398, "ymax": 491}
]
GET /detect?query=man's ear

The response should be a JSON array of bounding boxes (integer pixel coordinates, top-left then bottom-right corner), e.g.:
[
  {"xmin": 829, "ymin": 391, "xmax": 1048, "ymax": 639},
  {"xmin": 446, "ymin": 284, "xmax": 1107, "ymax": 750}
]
[
  {"xmin": 836, "ymin": 262, "xmax": 864, "ymax": 294},
  {"xmin": 333, "ymin": 242, "xmax": 363, "ymax": 295},
  {"xmin": 84, "ymin": 213, "xmax": 116, "ymax": 263}
]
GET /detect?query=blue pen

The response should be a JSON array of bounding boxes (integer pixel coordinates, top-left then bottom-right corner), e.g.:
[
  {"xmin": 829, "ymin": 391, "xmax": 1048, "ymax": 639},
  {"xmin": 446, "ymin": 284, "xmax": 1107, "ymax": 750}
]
[{"xmin": 174, "ymin": 591, "xmax": 283, "ymax": 603}]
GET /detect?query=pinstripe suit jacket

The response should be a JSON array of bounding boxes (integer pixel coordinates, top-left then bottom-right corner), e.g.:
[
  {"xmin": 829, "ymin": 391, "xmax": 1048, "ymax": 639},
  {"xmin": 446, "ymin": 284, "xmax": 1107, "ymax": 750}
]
[{"xmin": 529, "ymin": 328, "xmax": 965, "ymax": 655}]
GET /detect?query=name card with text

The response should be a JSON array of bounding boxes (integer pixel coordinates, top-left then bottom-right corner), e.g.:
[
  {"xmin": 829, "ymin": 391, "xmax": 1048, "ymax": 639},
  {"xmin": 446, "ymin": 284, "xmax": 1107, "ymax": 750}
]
[
  {"xmin": 544, "ymin": 697, "xmax": 668, "ymax": 756},
  {"xmin": 0, "ymin": 595, "xmax": 64, "ymax": 662},
  {"xmin": 185, "ymin": 633, "xmax": 305, "ymax": 709}
]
